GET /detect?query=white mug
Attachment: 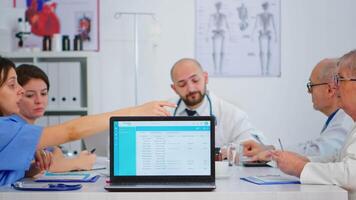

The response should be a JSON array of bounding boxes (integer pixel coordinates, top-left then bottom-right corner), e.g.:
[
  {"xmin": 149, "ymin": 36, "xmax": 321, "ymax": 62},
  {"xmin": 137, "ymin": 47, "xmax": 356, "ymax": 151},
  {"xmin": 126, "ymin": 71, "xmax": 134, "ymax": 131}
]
[{"xmin": 215, "ymin": 161, "xmax": 230, "ymax": 178}]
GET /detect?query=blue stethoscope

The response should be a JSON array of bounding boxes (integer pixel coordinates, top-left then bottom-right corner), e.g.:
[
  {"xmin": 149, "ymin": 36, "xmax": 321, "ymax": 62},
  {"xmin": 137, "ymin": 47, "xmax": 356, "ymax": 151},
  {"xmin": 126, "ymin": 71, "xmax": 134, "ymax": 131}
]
[{"xmin": 173, "ymin": 94, "xmax": 217, "ymax": 125}]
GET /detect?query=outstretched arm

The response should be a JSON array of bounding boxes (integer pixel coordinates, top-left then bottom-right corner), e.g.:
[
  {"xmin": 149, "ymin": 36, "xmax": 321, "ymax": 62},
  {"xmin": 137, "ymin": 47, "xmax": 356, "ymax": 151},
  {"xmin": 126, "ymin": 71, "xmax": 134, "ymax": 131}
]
[{"xmin": 37, "ymin": 101, "xmax": 176, "ymax": 149}]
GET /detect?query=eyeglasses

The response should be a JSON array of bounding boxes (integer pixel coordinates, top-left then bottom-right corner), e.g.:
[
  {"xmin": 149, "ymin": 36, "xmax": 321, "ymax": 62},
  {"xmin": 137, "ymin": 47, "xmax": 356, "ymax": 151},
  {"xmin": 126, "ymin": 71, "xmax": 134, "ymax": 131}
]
[
  {"xmin": 306, "ymin": 81, "xmax": 328, "ymax": 93},
  {"xmin": 334, "ymin": 74, "xmax": 356, "ymax": 86}
]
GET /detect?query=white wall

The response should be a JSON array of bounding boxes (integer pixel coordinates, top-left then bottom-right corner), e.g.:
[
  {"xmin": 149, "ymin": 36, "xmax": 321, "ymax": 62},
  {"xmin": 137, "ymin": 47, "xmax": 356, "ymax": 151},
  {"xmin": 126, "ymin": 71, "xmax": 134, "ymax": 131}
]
[
  {"xmin": 92, "ymin": 0, "xmax": 356, "ymax": 153},
  {"xmin": 1, "ymin": 0, "xmax": 356, "ymax": 155}
]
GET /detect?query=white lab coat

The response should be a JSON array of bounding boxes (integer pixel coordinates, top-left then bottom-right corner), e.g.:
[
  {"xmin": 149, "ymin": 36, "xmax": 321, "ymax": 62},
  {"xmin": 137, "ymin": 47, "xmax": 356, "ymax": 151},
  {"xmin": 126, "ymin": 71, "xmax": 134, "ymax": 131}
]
[
  {"xmin": 287, "ymin": 109, "xmax": 354, "ymax": 157},
  {"xmin": 301, "ymin": 123, "xmax": 356, "ymax": 200},
  {"xmin": 167, "ymin": 92, "xmax": 267, "ymax": 147}
]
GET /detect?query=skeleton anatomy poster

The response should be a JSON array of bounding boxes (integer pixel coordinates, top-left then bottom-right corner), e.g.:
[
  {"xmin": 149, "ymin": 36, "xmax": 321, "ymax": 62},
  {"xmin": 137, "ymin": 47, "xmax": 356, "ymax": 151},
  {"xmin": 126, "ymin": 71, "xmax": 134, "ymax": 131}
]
[{"xmin": 196, "ymin": 0, "xmax": 280, "ymax": 77}]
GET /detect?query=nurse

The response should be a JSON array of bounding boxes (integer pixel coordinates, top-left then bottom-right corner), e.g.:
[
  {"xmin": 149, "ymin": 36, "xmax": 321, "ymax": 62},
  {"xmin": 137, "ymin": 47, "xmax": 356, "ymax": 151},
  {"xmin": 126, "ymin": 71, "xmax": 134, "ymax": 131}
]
[
  {"xmin": 16, "ymin": 64, "xmax": 96, "ymax": 173},
  {"xmin": 0, "ymin": 56, "xmax": 176, "ymax": 185}
]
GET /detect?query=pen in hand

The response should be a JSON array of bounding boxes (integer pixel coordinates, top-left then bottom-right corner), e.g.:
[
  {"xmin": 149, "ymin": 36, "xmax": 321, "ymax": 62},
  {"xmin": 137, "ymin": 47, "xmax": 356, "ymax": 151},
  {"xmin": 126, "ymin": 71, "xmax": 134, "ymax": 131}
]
[
  {"xmin": 90, "ymin": 148, "xmax": 96, "ymax": 154},
  {"xmin": 252, "ymin": 134, "xmax": 272, "ymax": 150},
  {"xmin": 278, "ymin": 138, "xmax": 284, "ymax": 151},
  {"xmin": 253, "ymin": 134, "xmax": 265, "ymax": 146}
]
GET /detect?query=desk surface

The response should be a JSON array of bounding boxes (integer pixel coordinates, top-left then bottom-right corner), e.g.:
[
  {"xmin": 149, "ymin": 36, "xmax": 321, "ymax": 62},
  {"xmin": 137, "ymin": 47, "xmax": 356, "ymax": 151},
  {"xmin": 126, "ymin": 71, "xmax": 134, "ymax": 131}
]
[{"xmin": 0, "ymin": 164, "xmax": 347, "ymax": 200}]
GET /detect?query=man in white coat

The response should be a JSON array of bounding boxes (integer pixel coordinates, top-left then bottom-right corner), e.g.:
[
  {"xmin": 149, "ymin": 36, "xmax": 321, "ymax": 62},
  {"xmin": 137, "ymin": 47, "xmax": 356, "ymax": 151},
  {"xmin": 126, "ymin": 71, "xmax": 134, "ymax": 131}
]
[
  {"xmin": 243, "ymin": 58, "xmax": 353, "ymax": 158},
  {"xmin": 272, "ymin": 50, "xmax": 356, "ymax": 200},
  {"xmin": 168, "ymin": 58, "xmax": 267, "ymax": 155}
]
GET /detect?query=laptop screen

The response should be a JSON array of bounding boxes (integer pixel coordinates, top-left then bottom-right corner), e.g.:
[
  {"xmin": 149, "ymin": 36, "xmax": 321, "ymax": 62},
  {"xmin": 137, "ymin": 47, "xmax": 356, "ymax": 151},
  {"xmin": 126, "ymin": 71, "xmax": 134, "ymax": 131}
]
[{"xmin": 110, "ymin": 116, "xmax": 214, "ymax": 180}]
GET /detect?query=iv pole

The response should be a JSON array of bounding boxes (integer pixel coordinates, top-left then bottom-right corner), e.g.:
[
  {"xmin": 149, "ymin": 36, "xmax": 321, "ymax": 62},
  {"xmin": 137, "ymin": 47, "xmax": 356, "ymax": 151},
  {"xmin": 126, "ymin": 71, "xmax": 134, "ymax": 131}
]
[{"xmin": 114, "ymin": 12, "xmax": 156, "ymax": 105}]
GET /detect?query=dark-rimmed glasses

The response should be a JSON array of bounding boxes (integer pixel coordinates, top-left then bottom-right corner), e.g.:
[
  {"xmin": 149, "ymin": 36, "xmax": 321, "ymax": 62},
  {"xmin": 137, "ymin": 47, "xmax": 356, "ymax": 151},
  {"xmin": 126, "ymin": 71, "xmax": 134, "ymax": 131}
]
[
  {"xmin": 334, "ymin": 74, "xmax": 356, "ymax": 86},
  {"xmin": 306, "ymin": 81, "xmax": 328, "ymax": 93}
]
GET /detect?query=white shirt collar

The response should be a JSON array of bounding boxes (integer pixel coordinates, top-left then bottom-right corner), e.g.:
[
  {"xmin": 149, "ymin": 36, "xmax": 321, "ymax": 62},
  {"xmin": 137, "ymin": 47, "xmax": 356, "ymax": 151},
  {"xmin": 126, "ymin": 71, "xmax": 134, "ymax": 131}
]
[{"xmin": 176, "ymin": 95, "xmax": 210, "ymax": 116}]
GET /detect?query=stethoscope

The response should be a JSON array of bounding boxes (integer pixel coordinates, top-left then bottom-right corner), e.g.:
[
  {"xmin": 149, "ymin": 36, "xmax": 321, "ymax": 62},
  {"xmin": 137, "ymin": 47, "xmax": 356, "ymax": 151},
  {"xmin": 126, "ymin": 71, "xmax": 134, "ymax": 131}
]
[{"xmin": 173, "ymin": 94, "xmax": 217, "ymax": 125}]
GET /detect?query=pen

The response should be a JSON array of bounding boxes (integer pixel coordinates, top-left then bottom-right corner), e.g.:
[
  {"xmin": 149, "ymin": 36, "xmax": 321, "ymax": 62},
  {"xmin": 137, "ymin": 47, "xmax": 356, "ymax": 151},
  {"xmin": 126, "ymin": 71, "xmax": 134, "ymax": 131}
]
[
  {"xmin": 90, "ymin": 148, "xmax": 96, "ymax": 154},
  {"xmin": 278, "ymin": 138, "xmax": 284, "ymax": 151},
  {"xmin": 82, "ymin": 140, "xmax": 87, "ymax": 151},
  {"xmin": 252, "ymin": 134, "xmax": 265, "ymax": 146},
  {"xmin": 253, "ymin": 134, "xmax": 275, "ymax": 151}
]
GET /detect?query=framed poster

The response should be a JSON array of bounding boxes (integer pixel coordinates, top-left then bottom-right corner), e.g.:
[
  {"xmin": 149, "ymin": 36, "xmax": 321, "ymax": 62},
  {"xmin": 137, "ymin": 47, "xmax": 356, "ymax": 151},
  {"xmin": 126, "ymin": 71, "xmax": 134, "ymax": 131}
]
[
  {"xmin": 14, "ymin": 0, "xmax": 100, "ymax": 51},
  {"xmin": 196, "ymin": 0, "xmax": 281, "ymax": 77}
]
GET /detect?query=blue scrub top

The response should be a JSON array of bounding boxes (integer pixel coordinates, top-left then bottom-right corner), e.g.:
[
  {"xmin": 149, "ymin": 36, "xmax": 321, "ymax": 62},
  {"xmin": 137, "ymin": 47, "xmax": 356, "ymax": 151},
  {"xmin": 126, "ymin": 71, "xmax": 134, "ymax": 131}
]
[{"xmin": 0, "ymin": 115, "xmax": 43, "ymax": 186}]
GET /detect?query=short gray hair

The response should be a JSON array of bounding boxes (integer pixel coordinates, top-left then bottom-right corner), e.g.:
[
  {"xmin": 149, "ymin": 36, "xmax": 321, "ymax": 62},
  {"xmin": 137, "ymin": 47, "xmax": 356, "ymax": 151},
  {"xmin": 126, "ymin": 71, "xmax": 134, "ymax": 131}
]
[
  {"xmin": 318, "ymin": 58, "xmax": 338, "ymax": 82},
  {"xmin": 338, "ymin": 49, "xmax": 356, "ymax": 77}
]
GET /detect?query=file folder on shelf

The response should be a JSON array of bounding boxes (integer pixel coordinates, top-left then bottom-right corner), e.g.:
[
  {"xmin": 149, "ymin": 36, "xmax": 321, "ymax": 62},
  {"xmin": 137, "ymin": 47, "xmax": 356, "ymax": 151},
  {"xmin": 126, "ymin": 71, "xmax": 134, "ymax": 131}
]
[
  {"xmin": 58, "ymin": 62, "xmax": 82, "ymax": 108},
  {"xmin": 47, "ymin": 62, "xmax": 60, "ymax": 107}
]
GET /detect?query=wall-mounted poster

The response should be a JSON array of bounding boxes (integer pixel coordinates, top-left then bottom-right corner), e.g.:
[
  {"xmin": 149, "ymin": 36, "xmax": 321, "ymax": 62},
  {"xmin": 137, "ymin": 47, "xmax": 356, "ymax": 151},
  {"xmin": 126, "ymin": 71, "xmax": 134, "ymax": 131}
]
[
  {"xmin": 14, "ymin": 0, "xmax": 99, "ymax": 51},
  {"xmin": 196, "ymin": 0, "xmax": 280, "ymax": 77}
]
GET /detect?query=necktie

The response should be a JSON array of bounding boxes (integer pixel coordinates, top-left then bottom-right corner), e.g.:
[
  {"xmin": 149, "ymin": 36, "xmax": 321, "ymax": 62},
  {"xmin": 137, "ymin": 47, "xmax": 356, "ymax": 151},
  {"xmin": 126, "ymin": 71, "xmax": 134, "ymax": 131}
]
[{"xmin": 185, "ymin": 109, "xmax": 197, "ymax": 116}]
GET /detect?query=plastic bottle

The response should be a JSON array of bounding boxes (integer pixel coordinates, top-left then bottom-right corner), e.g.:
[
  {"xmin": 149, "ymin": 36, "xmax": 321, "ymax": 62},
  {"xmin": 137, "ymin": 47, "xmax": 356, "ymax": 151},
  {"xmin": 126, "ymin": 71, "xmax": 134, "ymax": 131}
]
[
  {"xmin": 62, "ymin": 35, "xmax": 70, "ymax": 51},
  {"xmin": 42, "ymin": 36, "xmax": 52, "ymax": 51},
  {"xmin": 73, "ymin": 35, "xmax": 83, "ymax": 51}
]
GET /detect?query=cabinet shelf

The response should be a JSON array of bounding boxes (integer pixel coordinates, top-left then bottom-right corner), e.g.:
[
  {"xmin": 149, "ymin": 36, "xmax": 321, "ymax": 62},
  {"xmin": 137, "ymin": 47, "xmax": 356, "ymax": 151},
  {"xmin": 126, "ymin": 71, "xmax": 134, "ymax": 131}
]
[
  {"xmin": 1, "ymin": 51, "xmax": 94, "ymax": 155},
  {"xmin": 1, "ymin": 51, "xmax": 95, "ymax": 58}
]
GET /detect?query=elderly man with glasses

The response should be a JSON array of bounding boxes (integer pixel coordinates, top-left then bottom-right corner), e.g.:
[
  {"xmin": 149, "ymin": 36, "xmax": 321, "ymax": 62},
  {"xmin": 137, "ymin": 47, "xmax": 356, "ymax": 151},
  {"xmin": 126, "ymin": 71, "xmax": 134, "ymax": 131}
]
[
  {"xmin": 271, "ymin": 50, "xmax": 356, "ymax": 200},
  {"xmin": 242, "ymin": 58, "xmax": 353, "ymax": 160}
]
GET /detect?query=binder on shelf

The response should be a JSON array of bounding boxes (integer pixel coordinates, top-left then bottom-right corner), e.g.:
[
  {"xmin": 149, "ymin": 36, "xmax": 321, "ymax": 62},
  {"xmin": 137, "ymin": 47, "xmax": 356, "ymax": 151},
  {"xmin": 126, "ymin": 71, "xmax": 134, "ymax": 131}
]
[
  {"xmin": 58, "ymin": 62, "xmax": 71, "ymax": 108},
  {"xmin": 48, "ymin": 115, "xmax": 60, "ymax": 126},
  {"xmin": 47, "ymin": 62, "xmax": 60, "ymax": 108},
  {"xmin": 66, "ymin": 62, "xmax": 81, "ymax": 108},
  {"xmin": 36, "ymin": 62, "xmax": 48, "ymax": 75}
]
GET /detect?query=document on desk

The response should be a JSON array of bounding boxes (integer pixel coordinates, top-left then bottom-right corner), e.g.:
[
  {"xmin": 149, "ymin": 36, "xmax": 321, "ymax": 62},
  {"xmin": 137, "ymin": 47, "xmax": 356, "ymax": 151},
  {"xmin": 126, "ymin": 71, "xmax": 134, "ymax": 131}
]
[
  {"xmin": 35, "ymin": 172, "xmax": 100, "ymax": 183},
  {"xmin": 240, "ymin": 175, "xmax": 300, "ymax": 185}
]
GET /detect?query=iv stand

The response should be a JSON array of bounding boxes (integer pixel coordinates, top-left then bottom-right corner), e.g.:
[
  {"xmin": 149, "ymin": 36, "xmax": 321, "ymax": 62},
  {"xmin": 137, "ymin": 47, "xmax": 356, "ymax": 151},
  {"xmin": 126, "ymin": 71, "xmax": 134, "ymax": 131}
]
[{"xmin": 114, "ymin": 12, "xmax": 156, "ymax": 105}]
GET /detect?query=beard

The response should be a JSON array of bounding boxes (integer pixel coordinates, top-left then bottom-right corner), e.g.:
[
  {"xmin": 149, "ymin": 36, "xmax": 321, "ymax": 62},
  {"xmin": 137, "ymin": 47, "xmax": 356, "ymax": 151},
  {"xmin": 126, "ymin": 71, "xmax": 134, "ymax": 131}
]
[{"xmin": 182, "ymin": 91, "xmax": 206, "ymax": 107}]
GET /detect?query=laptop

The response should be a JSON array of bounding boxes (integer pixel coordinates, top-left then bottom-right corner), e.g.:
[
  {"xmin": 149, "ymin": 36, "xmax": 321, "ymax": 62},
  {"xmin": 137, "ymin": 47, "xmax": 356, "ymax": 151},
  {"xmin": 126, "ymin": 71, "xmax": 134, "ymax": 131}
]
[{"xmin": 105, "ymin": 116, "xmax": 216, "ymax": 191}]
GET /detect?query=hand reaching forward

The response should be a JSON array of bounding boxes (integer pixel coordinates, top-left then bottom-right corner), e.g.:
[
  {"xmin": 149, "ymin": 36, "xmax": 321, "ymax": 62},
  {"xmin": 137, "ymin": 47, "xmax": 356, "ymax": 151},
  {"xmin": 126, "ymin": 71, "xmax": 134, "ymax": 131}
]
[{"xmin": 131, "ymin": 101, "xmax": 176, "ymax": 116}]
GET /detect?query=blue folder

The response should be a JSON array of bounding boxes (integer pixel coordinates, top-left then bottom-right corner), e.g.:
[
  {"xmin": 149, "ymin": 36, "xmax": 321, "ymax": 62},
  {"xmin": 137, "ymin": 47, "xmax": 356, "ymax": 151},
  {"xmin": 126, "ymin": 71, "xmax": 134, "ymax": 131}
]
[
  {"xmin": 12, "ymin": 182, "xmax": 82, "ymax": 191},
  {"xmin": 34, "ymin": 172, "xmax": 100, "ymax": 183},
  {"xmin": 240, "ymin": 175, "xmax": 300, "ymax": 185}
]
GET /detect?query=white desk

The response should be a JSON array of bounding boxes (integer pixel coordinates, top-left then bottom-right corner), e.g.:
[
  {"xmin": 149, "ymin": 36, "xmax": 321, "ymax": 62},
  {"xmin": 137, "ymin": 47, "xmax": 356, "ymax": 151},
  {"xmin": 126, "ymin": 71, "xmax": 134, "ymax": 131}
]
[{"xmin": 0, "ymin": 165, "xmax": 347, "ymax": 200}]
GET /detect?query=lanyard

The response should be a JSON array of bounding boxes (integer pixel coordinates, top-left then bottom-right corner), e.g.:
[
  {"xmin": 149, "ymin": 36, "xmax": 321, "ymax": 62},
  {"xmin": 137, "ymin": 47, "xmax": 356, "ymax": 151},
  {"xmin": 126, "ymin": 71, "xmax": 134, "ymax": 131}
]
[{"xmin": 321, "ymin": 109, "xmax": 339, "ymax": 133}]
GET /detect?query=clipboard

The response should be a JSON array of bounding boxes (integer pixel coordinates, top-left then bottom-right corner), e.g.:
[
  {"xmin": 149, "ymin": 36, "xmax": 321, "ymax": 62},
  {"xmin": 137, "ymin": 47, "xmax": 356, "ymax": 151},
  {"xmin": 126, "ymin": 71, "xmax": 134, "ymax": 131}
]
[
  {"xmin": 240, "ymin": 175, "xmax": 301, "ymax": 185},
  {"xmin": 12, "ymin": 182, "xmax": 82, "ymax": 191},
  {"xmin": 34, "ymin": 172, "xmax": 100, "ymax": 183}
]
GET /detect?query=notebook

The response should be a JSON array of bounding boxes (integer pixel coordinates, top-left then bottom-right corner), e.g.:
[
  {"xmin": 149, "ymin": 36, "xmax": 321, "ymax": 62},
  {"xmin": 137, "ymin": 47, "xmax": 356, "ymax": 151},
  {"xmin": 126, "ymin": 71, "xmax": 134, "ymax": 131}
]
[{"xmin": 104, "ymin": 116, "xmax": 216, "ymax": 192}]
